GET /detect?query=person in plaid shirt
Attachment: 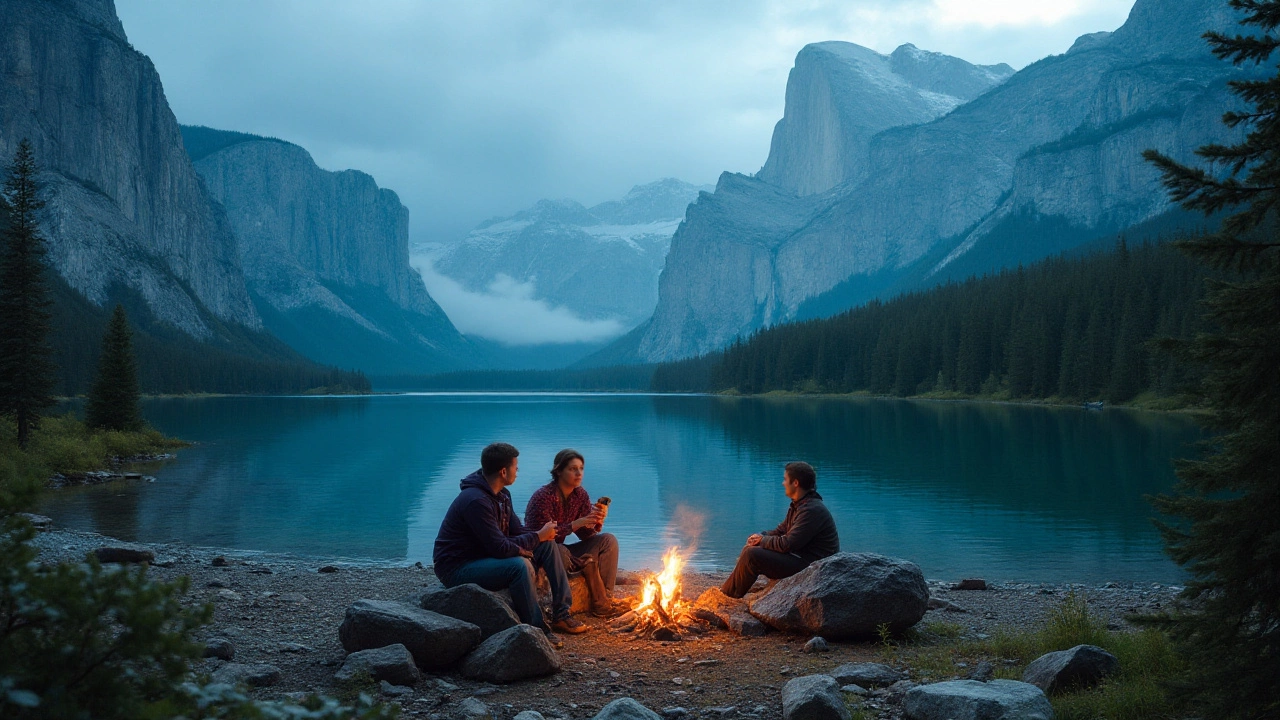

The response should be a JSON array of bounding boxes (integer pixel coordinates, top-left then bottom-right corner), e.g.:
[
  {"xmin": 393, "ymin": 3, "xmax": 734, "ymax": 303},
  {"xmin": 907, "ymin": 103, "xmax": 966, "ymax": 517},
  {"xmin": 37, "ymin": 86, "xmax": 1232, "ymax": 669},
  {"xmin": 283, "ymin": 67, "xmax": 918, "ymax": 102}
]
[{"xmin": 525, "ymin": 449, "xmax": 629, "ymax": 618}]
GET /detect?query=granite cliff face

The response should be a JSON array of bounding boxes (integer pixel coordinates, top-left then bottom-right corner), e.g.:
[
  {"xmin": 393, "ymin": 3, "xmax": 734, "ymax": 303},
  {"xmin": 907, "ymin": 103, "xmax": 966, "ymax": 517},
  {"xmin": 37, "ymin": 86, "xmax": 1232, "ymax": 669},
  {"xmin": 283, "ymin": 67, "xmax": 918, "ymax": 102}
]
[
  {"xmin": 637, "ymin": 0, "xmax": 1245, "ymax": 362},
  {"xmin": 185, "ymin": 126, "xmax": 474, "ymax": 375},
  {"xmin": 0, "ymin": 0, "xmax": 259, "ymax": 339},
  {"xmin": 758, "ymin": 42, "xmax": 1012, "ymax": 196},
  {"xmin": 428, "ymin": 179, "xmax": 710, "ymax": 330}
]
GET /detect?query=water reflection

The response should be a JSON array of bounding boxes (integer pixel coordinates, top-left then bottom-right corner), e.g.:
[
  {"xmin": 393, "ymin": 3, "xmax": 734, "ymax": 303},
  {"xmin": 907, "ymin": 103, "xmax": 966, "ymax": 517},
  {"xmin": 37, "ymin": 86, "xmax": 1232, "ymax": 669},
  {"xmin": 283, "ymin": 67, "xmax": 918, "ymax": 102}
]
[{"xmin": 38, "ymin": 394, "xmax": 1201, "ymax": 582}]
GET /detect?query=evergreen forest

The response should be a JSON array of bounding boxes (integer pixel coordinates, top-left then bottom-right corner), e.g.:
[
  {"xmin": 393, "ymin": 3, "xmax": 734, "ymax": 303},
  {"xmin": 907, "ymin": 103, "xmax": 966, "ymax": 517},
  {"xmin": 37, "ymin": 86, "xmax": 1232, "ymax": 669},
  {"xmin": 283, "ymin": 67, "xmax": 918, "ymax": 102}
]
[{"xmin": 652, "ymin": 238, "xmax": 1212, "ymax": 402}]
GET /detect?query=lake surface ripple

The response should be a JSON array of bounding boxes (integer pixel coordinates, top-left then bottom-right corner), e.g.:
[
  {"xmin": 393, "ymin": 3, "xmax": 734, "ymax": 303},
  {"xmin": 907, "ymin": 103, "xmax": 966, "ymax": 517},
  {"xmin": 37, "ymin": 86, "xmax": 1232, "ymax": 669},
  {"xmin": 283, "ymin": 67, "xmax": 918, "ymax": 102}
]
[{"xmin": 39, "ymin": 394, "xmax": 1202, "ymax": 583}]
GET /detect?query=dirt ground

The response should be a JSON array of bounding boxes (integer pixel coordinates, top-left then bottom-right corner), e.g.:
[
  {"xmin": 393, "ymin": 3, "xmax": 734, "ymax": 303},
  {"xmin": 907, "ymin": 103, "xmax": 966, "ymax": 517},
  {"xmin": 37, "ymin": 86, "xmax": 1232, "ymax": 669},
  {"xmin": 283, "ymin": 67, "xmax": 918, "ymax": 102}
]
[{"xmin": 32, "ymin": 527, "xmax": 1182, "ymax": 719}]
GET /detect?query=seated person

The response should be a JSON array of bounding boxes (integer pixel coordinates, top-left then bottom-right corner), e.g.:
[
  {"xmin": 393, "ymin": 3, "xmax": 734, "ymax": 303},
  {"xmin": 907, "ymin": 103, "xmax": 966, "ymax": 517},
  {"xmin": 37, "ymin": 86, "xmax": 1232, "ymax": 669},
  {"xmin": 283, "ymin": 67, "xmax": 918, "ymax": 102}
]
[
  {"xmin": 721, "ymin": 461, "xmax": 840, "ymax": 598},
  {"xmin": 433, "ymin": 442, "xmax": 588, "ymax": 636},
  {"xmin": 525, "ymin": 449, "xmax": 628, "ymax": 618}
]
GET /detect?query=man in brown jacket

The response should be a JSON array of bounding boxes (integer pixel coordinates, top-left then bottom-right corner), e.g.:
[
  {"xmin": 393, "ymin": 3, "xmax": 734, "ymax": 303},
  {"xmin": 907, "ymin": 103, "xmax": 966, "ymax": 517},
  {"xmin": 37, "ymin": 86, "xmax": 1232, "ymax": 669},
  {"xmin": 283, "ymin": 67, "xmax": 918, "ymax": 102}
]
[{"xmin": 721, "ymin": 461, "xmax": 840, "ymax": 598}]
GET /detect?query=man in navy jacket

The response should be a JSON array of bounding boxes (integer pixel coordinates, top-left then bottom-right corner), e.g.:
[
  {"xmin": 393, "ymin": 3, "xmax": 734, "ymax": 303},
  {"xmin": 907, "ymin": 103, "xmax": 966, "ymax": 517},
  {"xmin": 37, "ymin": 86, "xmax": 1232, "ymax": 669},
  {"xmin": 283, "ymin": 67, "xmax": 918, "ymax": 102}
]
[{"xmin": 433, "ymin": 442, "xmax": 587, "ymax": 635}]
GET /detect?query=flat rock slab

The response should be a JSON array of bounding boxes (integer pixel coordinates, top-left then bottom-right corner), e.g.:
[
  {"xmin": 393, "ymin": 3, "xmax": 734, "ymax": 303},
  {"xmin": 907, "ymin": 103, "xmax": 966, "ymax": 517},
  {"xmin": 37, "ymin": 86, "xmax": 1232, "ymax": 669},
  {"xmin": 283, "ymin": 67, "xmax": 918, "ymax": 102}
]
[
  {"xmin": 339, "ymin": 599, "xmax": 480, "ymax": 670},
  {"xmin": 782, "ymin": 674, "xmax": 851, "ymax": 720},
  {"xmin": 693, "ymin": 588, "xmax": 768, "ymax": 637},
  {"xmin": 828, "ymin": 662, "xmax": 906, "ymax": 688},
  {"xmin": 749, "ymin": 552, "xmax": 929, "ymax": 638},
  {"xmin": 336, "ymin": 643, "xmax": 422, "ymax": 686},
  {"xmin": 92, "ymin": 546, "xmax": 155, "ymax": 564},
  {"xmin": 460, "ymin": 624, "xmax": 560, "ymax": 683},
  {"xmin": 904, "ymin": 679, "xmax": 1052, "ymax": 720},
  {"xmin": 593, "ymin": 697, "xmax": 663, "ymax": 720},
  {"xmin": 212, "ymin": 662, "xmax": 282, "ymax": 688},
  {"xmin": 420, "ymin": 583, "xmax": 520, "ymax": 639},
  {"xmin": 1022, "ymin": 644, "xmax": 1118, "ymax": 694}
]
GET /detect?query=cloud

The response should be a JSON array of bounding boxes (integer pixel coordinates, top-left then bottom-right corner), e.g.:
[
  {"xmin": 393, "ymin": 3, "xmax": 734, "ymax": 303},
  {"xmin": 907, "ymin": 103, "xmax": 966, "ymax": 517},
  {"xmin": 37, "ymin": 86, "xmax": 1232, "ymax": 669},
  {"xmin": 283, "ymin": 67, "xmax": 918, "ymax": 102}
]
[
  {"xmin": 411, "ymin": 255, "xmax": 625, "ymax": 346},
  {"xmin": 115, "ymin": 0, "xmax": 1137, "ymax": 247}
]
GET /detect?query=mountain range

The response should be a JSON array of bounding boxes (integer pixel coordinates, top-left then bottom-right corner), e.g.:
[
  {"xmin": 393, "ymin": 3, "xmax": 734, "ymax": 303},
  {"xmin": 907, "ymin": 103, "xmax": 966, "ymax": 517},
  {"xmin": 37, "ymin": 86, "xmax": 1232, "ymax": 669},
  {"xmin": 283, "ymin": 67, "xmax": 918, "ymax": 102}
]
[{"xmin": 614, "ymin": 0, "xmax": 1243, "ymax": 363}]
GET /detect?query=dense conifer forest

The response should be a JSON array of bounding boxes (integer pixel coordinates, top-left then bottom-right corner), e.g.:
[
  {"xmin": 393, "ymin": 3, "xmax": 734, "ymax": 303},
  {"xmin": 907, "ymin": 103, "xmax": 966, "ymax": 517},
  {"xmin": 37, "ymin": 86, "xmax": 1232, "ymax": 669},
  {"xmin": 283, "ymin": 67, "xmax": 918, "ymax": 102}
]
[{"xmin": 651, "ymin": 239, "xmax": 1212, "ymax": 402}]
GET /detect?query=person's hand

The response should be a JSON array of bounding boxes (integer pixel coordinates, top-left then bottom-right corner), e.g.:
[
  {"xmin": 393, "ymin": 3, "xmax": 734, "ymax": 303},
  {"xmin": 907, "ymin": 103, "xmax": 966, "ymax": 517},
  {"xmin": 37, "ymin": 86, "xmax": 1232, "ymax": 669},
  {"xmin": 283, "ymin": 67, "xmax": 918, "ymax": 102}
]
[
  {"xmin": 538, "ymin": 521, "xmax": 557, "ymax": 542},
  {"xmin": 573, "ymin": 510, "xmax": 604, "ymax": 531},
  {"xmin": 595, "ymin": 502, "xmax": 610, "ymax": 521},
  {"xmin": 746, "ymin": 533, "xmax": 763, "ymax": 547}
]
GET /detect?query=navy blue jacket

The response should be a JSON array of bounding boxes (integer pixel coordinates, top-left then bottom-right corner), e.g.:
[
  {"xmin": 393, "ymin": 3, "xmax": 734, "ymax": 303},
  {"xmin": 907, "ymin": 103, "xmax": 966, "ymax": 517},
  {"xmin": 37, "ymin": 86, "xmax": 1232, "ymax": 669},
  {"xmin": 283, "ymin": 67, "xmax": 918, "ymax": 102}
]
[{"xmin": 433, "ymin": 469, "xmax": 540, "ymax": 583}]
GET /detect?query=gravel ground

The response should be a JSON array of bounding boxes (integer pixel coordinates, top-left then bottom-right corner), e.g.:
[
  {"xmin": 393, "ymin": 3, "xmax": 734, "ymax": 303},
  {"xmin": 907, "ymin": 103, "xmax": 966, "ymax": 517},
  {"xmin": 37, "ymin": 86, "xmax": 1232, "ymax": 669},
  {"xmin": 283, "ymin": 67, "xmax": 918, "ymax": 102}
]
[{"xmin": 29, "ymin": 526, "xmax": 1183, "ymax": 719}]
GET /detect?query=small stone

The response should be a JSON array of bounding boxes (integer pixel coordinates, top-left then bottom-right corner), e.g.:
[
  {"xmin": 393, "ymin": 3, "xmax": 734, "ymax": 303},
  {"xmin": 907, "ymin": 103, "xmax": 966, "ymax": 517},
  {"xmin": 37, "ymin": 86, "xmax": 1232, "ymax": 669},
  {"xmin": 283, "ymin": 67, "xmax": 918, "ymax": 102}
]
[
  {"xmin": 93, "ymin": 546, "xmax": 155, "ymax": 564},
  {"xmin": 211, "ymin": 556, "xmax": 230, "ymax": 567},
  {"xmin": 593, "ymin": 698, "xmax": 662, "ymax": 720},
  {"xmin": 840, "ymin": 685, "xmax": 868, "ymax": 696},
  {"xmin": 952, "ymin": 579, "xmax": 987, "ymax": 591},
  {"xmin": 692, "ymin": 659, "xmax": 720, "ymax": 666},
  {"xmin": 828, "ymin": 663, "xmax": 906, "ymax": 689},
  {"xmin": 514, "ymin": 712, "xmax": 546, "ymax": 720},
  {"xmin": 203, "ymin": 638, "xmax": 235, "ymax": 661},
  {"xmin": 965, "ymin": 661, "xmax": 994, "ymax": 682},
  {"xmin": 707, "ymin": 707, "xmax": 737, "ymax": 716},
  {"xmin": 206, "ymin": 580, "xmax": 230, "ymax": 589},
  {"xmin": 216, "ymin": 589, "xmax": 243, "ymax": 602},
  {"xmin": 152, "ymin": 557, "xmax": 177, "ymax": 568},
  {"xmin": 455, "ymin": 697, "xmax": 492, "ymax": 720},
  {"xmin": 319, "ymin": 565, "xmax": 340, "ymax": 573},
  {"xmin": 16, "ymin": 513, "xmax": 53, "ymax": 529},
  {"xmin": 781, "ymin": 675, "xmax": 850, "ymax": 720},
  {"xmin": 278, "ymin": 642, "xmax": 312, "ymax": 653},
  {"xmin": 381, "ymin": 680, "xmax": 415, "ymax": 697},
  {"xmin": 802, "ymin": 637, "xmax": 829, "ymax": 653},
  {"xmin": 661, "ymin": 708, "xmax": 689, "ymax": 719},
  {"xmin": 249, "ymin": 566, "xmax": 273, "ymax": 575},
  {"xmin": 212, "ymin": 662, "xmax": 282, "ymax": 687},
  {"xmin": 437, "ymin": 679, "xmax": 460, "ymax": 692},
  {"xmin": 927, "ymin": 597, "xmax": 969, "ymax": 613}
]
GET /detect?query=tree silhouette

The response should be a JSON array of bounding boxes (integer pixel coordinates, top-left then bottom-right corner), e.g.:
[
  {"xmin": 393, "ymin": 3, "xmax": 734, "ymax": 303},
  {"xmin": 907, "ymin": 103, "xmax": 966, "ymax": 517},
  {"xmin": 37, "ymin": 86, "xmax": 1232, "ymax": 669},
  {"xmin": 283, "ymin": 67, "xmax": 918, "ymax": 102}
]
[{"xmin": 86, "ymin": 305, "xmax": 144, "ymax": 432}]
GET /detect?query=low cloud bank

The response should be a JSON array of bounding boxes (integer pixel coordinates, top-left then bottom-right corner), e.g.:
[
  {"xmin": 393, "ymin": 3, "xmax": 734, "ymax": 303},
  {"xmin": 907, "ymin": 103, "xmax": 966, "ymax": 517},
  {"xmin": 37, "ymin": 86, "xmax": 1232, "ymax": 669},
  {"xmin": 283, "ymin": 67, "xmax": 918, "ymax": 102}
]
[{"xmin": 412, "ymin": 256, "xmax": 626, "ymax": 346}]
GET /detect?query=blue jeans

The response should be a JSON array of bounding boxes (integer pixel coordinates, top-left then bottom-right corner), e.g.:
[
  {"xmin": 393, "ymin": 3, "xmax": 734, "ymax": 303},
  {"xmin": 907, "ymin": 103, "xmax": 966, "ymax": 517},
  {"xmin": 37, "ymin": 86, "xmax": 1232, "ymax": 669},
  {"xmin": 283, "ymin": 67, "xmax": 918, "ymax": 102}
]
[{"xmin": 444, "ymin": 541, "xmax": 572, "ymax": 629}]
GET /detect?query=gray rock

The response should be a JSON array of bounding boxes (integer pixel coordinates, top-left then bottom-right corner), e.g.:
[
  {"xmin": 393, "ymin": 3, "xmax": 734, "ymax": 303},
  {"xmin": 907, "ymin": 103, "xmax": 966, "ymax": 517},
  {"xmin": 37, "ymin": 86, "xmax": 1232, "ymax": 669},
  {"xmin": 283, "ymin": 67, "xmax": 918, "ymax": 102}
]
[
  {"xmin": 952, "ymin": 579, "xmax": 988, "ymax": 591},
  {"xmin": 840, "ymin": 685, "xmax": 868, "ymax": 696},
  {"xmin": 513, "ymin": 712, "xmax": 546, "ymax": 720},
  {"xmin": 904, "ymin": 680, "xmax": 1052, "ymax": 720},
  {"xmin": 803, "ymin": 637, "xmax": 830, "ymax": 653},
  {"xmin": 203, "ymin": 638, "xmax": 235, "ymax": 661},
  {"xmin": 692, "ymin": 588, "xmax": 768, "ymax": 637},
  {"xmin": 318, "ymin": 565, "xmax": 340, "ymax": 573},
  {"xmin": 16, "ymin": 513, "xmax": 52, "ymax": 529},
  {"xmin": 338, "ymin": 599, "xmax": 481, "ymax": 670},
  {"xmin": 211, "ymin": 662, "xmax": 282, "ymax": 688},
  {"xmin": 419, "ymin": 583, "xmax": 521, "ymax": 640},
  {"xmin": 335, "ymin": 643, "xmax": 422, "ymax": 686},
  {"xmin": 781, "ymin": 675, "xmax": 850, "ymax": 720},
  {"xmin": 1022, "ymin": 644, "xmax": 1119, "ymax": 694},
  {"xmin": 661, "ymin": 708, "xmax": 689, "ymax": 719},
  {"xmin": 593, "ymin": 698, "xmax": 663, "ymax": 720},
  {"xmin": 965, "ymin": 661, "xmax": 994, "ymax": 683},
  {"xmin": 92, "ymin": 546, "xmax": 155, "ymax": 564},
  {"xmin": 455, "ymin": 697, "xmax": 492, "ymax": 720},
  {"xmin": 829, "ymin": 663, "xmax": 907, "ymax": 689},
  {"xmin": 381, "ymin": 680, "xmax": 414, "ymax": 697},
  {"xmin": 749, "ymin": 553, "xmax": 929, "ymax": 638},
  {"xmin": 928, "ymin": 597, "xmax": 969, "ymax": 613},
  {"xmin": 459, "ymin": 624, "xmax": 561, "ymax": 683}
]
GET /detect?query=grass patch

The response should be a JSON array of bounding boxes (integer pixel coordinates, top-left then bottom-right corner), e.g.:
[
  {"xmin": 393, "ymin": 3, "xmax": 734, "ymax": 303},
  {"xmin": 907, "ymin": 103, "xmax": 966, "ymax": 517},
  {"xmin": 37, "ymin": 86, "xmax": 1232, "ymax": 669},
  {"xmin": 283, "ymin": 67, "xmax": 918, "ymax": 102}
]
[
  {"xmin": 891, "ymin": 593, "xmax": 1182, "ymax": 719},
  {"xmin": 0, "ymin": 414, "xmax": 186, "ymax": 500}
]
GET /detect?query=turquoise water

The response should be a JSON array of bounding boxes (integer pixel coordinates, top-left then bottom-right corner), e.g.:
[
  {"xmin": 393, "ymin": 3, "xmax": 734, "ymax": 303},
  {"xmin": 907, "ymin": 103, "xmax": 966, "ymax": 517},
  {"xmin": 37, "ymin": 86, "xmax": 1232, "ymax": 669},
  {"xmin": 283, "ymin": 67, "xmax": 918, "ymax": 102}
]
[{"xmin": 38, "ymin": 394, "xmax": 1202, "ymax": 582}]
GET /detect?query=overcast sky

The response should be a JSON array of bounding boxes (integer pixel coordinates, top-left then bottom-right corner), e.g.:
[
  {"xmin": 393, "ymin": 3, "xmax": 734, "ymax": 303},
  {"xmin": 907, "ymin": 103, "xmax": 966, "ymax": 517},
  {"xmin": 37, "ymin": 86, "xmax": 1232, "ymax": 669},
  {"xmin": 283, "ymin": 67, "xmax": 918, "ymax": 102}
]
[{"xmin": 116, "ymin": 0, "xmax": 1136, "ymax": 247}]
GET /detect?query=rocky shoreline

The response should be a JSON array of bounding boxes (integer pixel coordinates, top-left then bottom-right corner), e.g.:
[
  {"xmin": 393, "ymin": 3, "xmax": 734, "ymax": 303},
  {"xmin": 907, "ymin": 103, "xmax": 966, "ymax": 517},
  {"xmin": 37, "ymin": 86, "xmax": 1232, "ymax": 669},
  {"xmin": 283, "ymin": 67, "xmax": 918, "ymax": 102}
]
[{"xmin": 28, "ymin": 525, "xmax": 1183, "ymax": 719}]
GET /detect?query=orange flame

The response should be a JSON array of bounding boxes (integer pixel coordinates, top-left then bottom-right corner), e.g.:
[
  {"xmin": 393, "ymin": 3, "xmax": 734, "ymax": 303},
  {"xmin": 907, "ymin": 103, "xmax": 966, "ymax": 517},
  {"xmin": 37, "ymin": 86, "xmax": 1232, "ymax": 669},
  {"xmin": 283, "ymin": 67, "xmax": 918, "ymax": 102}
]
[{"xmin": 635, "ymin": 546, "xmax": 686, "ymax": 619}]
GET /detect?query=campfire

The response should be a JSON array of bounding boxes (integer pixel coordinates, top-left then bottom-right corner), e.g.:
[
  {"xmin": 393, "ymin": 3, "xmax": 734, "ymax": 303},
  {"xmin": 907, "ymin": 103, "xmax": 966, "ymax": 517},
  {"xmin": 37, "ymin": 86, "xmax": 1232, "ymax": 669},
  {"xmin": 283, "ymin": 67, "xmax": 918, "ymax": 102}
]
[{"xmin": 611, "ymin": 546, "xmax": 709, "ymax": 641}]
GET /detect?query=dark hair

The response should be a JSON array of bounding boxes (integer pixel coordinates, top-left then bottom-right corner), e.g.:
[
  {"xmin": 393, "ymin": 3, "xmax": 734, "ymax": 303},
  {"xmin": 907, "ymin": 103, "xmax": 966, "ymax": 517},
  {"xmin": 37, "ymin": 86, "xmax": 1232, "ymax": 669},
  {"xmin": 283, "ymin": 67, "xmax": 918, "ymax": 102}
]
[
  {"xmin": 785, "ymin": 461, "xmax": 816, "ymax": 491},
  {"xmin": 481, "ymin": 443, "xmax": 520, "ymax": 477},
  {"xmin": 550, "ymin": 448, "xmax": 585, "ymax": 482}
]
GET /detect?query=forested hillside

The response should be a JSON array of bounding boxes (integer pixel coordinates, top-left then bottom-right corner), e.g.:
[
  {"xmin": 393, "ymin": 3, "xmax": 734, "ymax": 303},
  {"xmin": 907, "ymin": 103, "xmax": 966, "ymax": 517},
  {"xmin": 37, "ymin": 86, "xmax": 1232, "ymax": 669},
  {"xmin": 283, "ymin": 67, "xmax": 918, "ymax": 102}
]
[{"xmin": 652, "ymin": 240, "xmax": 1211, "ymax": 403}]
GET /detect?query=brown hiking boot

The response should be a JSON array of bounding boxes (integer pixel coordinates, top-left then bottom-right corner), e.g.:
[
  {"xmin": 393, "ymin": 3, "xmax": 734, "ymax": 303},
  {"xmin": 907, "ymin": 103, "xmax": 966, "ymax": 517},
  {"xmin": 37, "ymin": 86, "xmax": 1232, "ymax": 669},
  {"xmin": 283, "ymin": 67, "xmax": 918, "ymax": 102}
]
[{"xmin": 550, "ymin": 616, "xmax": 589, "ymax": 634}]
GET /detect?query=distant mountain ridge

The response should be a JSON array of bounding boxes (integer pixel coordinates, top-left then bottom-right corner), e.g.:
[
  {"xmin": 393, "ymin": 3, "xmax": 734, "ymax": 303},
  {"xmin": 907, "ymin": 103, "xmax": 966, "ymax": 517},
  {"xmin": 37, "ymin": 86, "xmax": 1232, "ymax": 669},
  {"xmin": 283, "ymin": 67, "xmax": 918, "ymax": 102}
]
[
  {"xmin": 630, "ymin": 0, "xmax": 1246, "ymax": 363},
  {"xmin": 427, "ymin": 178, "xmax": 712, "ymax": 330},
  {"xmin": 183, "ymin": 125, "xmax": 477, "ymax": 375}
]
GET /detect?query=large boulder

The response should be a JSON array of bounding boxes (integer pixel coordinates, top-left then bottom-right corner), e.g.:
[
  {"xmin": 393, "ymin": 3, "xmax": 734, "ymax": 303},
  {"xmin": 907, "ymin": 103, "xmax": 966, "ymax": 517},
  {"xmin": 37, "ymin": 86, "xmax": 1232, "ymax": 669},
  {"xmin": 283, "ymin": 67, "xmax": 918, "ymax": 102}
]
[
  {"xmin": 828, "ymin": 663, "xmax": 907, "ymax": 688},
  {"xmin": 419, "ymin": 584, "xmax": 521, "ymax": 639},
  {"xmin": 211, "ymin": 663, "xmax": 282, "ymax": 688},
  {"xmin": 781, "ymin": 675, "xmax": 851, "ymax": 720},
  {"xmin": 338, "ymin": 599, "xmax": 480, "ymax": 670},
  {"xmin": 335, "ymin": 643, "xmax": 422, "ymax": 686},
  {"xmin": 692, "ymin": 588, "xmax": 768, "ymax": 637},
  {"xmin": 749, "ymin": 553, "xmax": 929, "ymax": 638},
  {"xmin": 904, "ymin": 680, "xmax": 1053, "ymax": 720},
  {"xmin": 459, "ymin": 624, "xmax": 561, "ymax": 683},
  {"xmin": 593, "ymin": 698, "xmax": 663, "ymax": 720},
  {"xmin": 1022, "ymin": 644, "xmax": 1119, "ymax": 694}
]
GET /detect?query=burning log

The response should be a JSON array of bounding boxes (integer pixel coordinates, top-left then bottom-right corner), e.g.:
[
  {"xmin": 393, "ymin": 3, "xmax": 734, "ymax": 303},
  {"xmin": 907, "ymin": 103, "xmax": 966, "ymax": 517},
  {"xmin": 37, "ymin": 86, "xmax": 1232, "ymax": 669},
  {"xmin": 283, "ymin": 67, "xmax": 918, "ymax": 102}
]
[{"xmin": 614, "ymin": 546, "xmax": 697, "ymax": 641}]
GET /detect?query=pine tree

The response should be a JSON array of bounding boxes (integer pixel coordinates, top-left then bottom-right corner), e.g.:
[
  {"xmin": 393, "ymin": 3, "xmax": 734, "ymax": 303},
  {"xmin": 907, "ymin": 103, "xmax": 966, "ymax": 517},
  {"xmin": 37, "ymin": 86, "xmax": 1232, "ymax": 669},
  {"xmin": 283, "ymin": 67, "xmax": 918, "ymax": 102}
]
[
  {"xmin": 86, "ymin": 305, "xmax": 144, "ymax": 432},
  {"xmin": 1142, "ymin": 1, "xmax": 1280, "ymax": 716},
  {"xmin": 0, "ymin": 140, "xmax": 55, "ymax": 448}
]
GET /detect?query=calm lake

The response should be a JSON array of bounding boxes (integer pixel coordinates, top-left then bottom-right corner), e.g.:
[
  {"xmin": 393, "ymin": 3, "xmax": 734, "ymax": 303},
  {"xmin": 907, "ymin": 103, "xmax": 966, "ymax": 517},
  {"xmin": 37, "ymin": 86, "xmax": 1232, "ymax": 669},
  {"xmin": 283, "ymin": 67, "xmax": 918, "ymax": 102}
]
[{"xmin": 39, "ymin": 394, "xmax": 1203, "ymax": 583}]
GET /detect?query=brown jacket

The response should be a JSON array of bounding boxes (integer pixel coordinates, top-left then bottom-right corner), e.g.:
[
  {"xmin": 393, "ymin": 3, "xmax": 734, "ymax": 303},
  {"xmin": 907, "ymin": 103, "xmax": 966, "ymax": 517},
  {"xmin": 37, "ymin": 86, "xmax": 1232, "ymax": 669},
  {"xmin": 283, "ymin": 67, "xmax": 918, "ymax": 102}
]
[{"xmin": 759, "ymin": 490, "xmax": 840, "ymax": 561}]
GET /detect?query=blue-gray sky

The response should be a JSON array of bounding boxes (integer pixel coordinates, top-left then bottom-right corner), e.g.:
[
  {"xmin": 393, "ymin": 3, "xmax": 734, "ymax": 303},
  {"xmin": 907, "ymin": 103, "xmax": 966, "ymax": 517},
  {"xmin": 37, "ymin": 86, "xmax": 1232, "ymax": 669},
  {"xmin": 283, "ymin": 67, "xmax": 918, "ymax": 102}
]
[{"xmin": 116, "ymin": 0, "xmax": 1136, "ymax": 246}]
